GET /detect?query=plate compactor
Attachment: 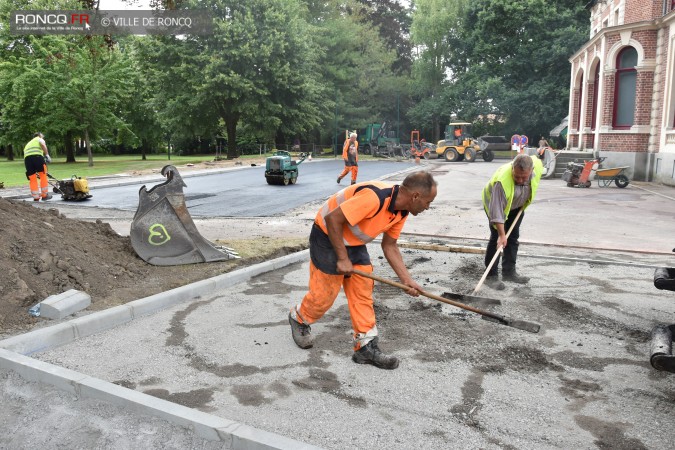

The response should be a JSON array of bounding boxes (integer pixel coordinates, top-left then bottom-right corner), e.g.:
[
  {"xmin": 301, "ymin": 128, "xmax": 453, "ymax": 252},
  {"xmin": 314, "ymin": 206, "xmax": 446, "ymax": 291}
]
[
  {"xmin": 265, "ymin": 151, "xmax": 307, "ymax": 185},
  {"xmin": 47, "ymin": 173, "xmax": 92, "ymax": 201},
  {"xmin": 130, "ymin": 165, "xmax": 239, "ymax": 266},
  {"xmin": 650, "ymin": 251, "xmax": 675, "ymax": 374}
]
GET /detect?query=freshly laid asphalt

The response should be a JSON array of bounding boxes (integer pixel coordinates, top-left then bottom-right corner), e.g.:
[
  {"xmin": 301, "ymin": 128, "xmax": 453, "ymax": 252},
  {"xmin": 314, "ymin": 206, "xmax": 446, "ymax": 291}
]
[{"xmin": 1, "ymin": 156, "xmax": 675, "ymax": 449}]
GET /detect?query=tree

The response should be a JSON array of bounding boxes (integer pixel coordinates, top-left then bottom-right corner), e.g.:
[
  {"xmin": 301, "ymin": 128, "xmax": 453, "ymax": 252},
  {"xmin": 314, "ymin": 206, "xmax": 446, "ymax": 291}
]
[
  {"xmin": 355, "ymin": 0, "xmax": 413, "ymax": 74},
  {"xmin": 137, "ymin": 0, "xmax": 327, "ymax": 159},
  {"xmin": 301, "ymin": 0, "xmax": 407, "ymax": 146},
  {"xmin": 447, "ymin": 0, "xmax": 588, "ymax": 139},
  {"xmin": 408, "ymin": 0, "xmax": 466, "ymax": 141}
]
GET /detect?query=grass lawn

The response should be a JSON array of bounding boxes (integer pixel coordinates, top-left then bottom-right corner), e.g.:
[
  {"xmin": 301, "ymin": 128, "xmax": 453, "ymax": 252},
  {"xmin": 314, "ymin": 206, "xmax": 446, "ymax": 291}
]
[{"xmin": 0, "ymin": 154, "xmax": 264, "ymax": 188}]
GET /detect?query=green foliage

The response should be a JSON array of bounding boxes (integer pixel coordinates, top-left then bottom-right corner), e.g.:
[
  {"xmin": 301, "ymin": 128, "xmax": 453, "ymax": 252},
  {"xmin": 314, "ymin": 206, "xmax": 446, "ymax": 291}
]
[
  {"xmin": 446, "ymin": 0, "xmax": 588, "ymax": 139},
  {"xmin": 0, "ymin": 0, "xmax": 589, "ymax": 155}
]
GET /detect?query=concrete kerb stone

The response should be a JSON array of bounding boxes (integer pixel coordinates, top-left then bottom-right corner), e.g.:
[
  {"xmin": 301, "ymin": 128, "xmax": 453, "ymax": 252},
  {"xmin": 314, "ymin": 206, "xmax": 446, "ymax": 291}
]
[
  {"xmin": 0, "ymin": 248, "xmax": 315, "ymax": 449},
  {"xmin": 0, "ymin": 348, "xmax": 87, "ymax": 394},
  {"xmin": 0, "ymin": 349, "xmax": 317, "ymax": 449}
]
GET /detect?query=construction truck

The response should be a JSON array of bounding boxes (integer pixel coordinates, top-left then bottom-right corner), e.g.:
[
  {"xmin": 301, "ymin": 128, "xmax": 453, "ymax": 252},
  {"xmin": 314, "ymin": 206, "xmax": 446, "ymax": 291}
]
[
  {"xmin": 358, "ymin": 122, "xmax": 400, "ymax": 156},
  {"xmin": 432, "ymin": 122, "xmax": 496, "ymax": 162}
]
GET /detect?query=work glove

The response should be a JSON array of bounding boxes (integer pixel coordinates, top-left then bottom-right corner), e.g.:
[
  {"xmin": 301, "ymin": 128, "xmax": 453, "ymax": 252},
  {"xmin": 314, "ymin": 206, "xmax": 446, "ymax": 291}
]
[{"xmin": 44, "ymin": 154, "xmax": 51, "ymax": 164}]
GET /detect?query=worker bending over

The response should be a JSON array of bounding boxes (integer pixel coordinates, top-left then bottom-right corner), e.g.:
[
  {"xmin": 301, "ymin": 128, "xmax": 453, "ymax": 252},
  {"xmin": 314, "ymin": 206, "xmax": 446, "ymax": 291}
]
[{"xmin": 289, "ymin": 171, "xmax": 438, "ymax": 369}]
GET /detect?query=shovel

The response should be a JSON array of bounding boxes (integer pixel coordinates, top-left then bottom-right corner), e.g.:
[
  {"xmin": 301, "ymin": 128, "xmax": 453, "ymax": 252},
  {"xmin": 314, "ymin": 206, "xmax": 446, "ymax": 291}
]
[
  {"xmin": 472, "ymin": 208, "xmax": 524, "ymax": 295},
  {"xmin": 354, "ymin": 269, "xmax": 541, "ymax": 334}
]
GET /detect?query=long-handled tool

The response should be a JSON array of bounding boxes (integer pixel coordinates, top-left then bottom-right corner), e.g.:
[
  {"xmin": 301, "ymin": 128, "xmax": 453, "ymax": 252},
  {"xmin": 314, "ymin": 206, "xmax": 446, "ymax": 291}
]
[
  {"xmin": 45, "ymin": 172, "xmax": 66, "ymax": 196},
  {"xmin": 354, "ymin": 269, "xmax": 540, "ymax": 334},
  {"xmin": 472, "ymin": 208, "xmax": 524, "ymax": 295}
]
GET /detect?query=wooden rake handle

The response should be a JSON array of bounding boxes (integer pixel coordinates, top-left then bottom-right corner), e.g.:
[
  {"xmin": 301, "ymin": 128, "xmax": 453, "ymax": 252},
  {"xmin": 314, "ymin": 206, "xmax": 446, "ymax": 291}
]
[
  {"xmin": 472, "ymin": 207, "xmax": 524, "ymax": 295},
  {"xmin": 354, "ymin": 269, "xmax": 501, "ymax": 320},
  {"xmin": 353, "ymin": 269, "xmax": 541, "ymax": 333}
]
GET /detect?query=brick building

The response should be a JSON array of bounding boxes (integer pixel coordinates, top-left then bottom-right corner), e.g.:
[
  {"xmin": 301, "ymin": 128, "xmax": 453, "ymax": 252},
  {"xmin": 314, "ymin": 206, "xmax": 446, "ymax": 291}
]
[{"xmin": 567, "ymin": 0, "xmax": 675, "ymax": 184}]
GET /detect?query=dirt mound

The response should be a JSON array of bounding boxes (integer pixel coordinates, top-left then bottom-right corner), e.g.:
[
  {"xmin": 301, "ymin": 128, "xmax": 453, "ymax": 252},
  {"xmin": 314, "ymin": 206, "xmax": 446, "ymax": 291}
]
[{"xmin": 0, "ymin": 197, "xmax": 305, "ymax": 338}]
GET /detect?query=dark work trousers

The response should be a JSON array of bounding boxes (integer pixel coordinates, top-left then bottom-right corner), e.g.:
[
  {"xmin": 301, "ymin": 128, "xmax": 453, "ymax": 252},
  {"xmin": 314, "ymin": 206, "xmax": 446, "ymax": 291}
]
[{"xmin": 485, "ymin": 208, "xmax": 524, "ymax": 276}]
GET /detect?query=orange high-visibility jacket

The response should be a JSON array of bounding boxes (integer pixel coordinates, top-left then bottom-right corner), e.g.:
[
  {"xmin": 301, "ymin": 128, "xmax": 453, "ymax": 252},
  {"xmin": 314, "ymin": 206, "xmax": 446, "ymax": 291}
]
[
  {"xmin": 315, "ymin": 181, "xmax": 408, "ymax": 247},
  {"xmin": 342, "ymin": 139, "xmax": 359, "ymax": 162}
]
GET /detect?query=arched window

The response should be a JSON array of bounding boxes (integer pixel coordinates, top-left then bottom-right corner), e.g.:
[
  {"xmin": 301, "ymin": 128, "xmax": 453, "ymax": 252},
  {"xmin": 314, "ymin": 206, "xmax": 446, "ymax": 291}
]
[
  {"xmin": 591, "ymin": 64, "xmax": 599, "ymax": 130},
  {"xmin": 612, "ymin": 46, "xmax": 637, "ymax": 129}
]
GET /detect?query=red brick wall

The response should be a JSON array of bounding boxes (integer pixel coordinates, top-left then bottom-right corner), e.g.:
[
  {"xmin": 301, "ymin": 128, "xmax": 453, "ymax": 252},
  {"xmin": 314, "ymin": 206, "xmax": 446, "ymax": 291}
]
[
  {"xmin": 635, "ymin": 71, "xmax": 655, "ymax": 126},
  {"xmin": 569, "ymin": 134, "xmax": 578, "ymax": 148},
  {"xmin": 624, "ymin": 0, "xmax": 662, "ymax": 24},
  {"xmin": 599, "ymin": 133, "xmax": 650, "ymax": 151},
  {"xmin": 571, "ymin": 88, "xmax": 581, "ymax": 130},
  {"xmin": 584, "ymin": 82, "xmax": 596, "ymax": 129},
  {"xmin": 631, "ymin": 30, "xmax": 657, "ymax": 59},
  {"xmin": 582, "ymin": 133, "xmax": 595, "ymax": 148},
  {"xmin": 602, "ymin": 72, "xmax": 616, "ymax": 127}
]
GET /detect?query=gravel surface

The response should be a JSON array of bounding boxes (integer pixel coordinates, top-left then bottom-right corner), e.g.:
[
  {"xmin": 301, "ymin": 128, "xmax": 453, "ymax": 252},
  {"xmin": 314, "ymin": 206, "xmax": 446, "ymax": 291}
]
[{"xmin": 2, "ymin": 159, "xmax": 675, "ymax": 449}]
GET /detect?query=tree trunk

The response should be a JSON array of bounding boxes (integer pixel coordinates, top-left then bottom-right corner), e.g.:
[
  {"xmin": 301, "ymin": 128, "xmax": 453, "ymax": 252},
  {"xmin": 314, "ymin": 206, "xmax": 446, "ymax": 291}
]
[
  {"xmin": 7, "ymin": 144, "xmax": 14, "ymax": 161},
  {"xmin": 141, "ymin": 138, "xmax": 147, "ymax": 161},
  {"xmin": 64, "ymin": 131, "xmax": 76, "ymax": 163},
  {"xmin": 85, "ymin": 129, "xmax": 93, "ymax": 167},
  {"xmin": 225, "ymin": 113, "xmax": 240, "ymax": 160}
]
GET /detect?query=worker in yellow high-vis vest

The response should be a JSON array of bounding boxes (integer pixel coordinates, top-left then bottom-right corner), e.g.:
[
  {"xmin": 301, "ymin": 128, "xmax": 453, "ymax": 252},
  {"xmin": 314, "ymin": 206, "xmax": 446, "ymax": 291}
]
[
  {"xmin": 23, "ymin": 132, "xmax": 52, "ymax": 201},
  {"xmin": 481, "ymin": 154, "xmax": 543, "ymax": 290}
]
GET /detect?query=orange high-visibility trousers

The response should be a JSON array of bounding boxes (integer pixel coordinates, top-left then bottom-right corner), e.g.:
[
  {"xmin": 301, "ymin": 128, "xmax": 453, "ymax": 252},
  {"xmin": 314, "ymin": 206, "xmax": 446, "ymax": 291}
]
[
  {"xmin": 338, "ymin": 166, "xmax": 358, "ymax": 183},
  {"xmin": 28, "ymin": 165, "xmax": 49, "ymax": 200},
  {"xmin": 296, "ymin": 261, "xmax": 375, "ymax": 350}
]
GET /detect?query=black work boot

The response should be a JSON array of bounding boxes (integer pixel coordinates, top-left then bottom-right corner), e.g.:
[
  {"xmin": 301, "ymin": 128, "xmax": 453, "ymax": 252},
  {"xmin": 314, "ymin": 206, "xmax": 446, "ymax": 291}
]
[
  {"xmin": 41, "ymin": 193, "xmax": 53, "ymax": 201},
  {"xmin": 502, "ymin": 271, "xmax": 529, "ymax": 284},
  {"xmin": 352, "ymin": 337, "xmax": 399, "ymax": 370},
  {"xmin": 337, "ymin": 176, "xmax": 342, "ymax": 184},
  {"xmin": 289, "ymin": 312, "xmax": 314, "ymax": 349},
  {"xmin": 485, "ymin": 275, "xmax": 505, "ymax": 291},
  {"xmin": 350, "ymin": 180, "xmax": 356, "ymax": 185}
]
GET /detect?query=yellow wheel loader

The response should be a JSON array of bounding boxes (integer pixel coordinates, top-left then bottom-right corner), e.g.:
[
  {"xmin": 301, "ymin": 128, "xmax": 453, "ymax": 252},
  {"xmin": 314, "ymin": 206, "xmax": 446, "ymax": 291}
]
[{"xmin": 432, "ymin": 122, "xmax": 496, "ymax": 162}]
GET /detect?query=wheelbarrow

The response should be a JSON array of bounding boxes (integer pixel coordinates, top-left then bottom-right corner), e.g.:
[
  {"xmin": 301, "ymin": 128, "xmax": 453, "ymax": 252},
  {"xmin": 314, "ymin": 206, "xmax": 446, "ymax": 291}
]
[
  {"xmin": 562, "ymin": 156, "xmax": 630, "ymax": 188},
  {"xmin": 595, "ymin": 165, "xmax": 630, "ymax": 188}
]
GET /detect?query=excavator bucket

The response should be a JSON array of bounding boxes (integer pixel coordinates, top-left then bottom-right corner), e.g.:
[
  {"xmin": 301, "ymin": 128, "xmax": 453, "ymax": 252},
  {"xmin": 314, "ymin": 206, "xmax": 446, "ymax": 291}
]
[{"xmin": 130, "ymin": 165, "xmax": 238, "ymax": 266}]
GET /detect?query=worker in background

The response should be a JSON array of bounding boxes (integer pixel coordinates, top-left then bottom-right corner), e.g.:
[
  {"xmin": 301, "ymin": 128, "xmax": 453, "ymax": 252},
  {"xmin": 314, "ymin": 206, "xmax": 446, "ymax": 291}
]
[
  {"xmin": 23, "ymin": 132, "xmax": 52, "ymax": 202},
  {"xmin": 337, "ymin": 132, "xmax": 358, "ymax": 185},
  {"xmin": 537, "ymin": 136, "xmax": 550, "ymax": 160},
  {"xmin": 454, "ymin": 126, "xmax": 462, "ymax": 145},
  {"xmin": 481, "ymin": 154, "xmax": 543, "ymax": 290},
  {"xmin": 289, "ymin": 171, "xmax": 438, "ymax": 370}
]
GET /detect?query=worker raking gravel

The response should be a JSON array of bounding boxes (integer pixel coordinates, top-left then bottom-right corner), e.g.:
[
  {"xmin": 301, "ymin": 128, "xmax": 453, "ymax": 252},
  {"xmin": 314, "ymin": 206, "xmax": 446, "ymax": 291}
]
[{"xmin": 288, "ymin": 171, "xmax": 438, "ymax": 369}]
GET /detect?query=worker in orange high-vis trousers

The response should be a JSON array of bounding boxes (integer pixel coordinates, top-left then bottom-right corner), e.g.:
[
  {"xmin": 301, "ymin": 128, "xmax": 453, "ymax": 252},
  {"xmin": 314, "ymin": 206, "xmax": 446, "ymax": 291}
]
[
  {"xmin": 23, "ymin": 132, "xmax": 52, "ymax": 202},
  {"xmin": 289, "ymin": 171, "xmax": 438, "ymax": 369},
  {"xmin": 337, "ymin": 132, "xmax": 358, "ymax": 185}
]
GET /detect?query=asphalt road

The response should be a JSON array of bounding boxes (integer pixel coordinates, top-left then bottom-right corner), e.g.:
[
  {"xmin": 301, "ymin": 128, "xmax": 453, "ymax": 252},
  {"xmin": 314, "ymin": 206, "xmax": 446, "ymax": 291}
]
[{"xmin": 52, "ymin": 160, "xmax": 417, "ymax": 217}]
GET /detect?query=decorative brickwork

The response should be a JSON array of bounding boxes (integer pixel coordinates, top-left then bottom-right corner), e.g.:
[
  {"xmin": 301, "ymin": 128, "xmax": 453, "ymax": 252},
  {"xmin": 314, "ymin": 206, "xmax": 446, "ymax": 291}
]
[{"xmin": 565, "ymin": 1, "xmax": 675, "ymax": 181}]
